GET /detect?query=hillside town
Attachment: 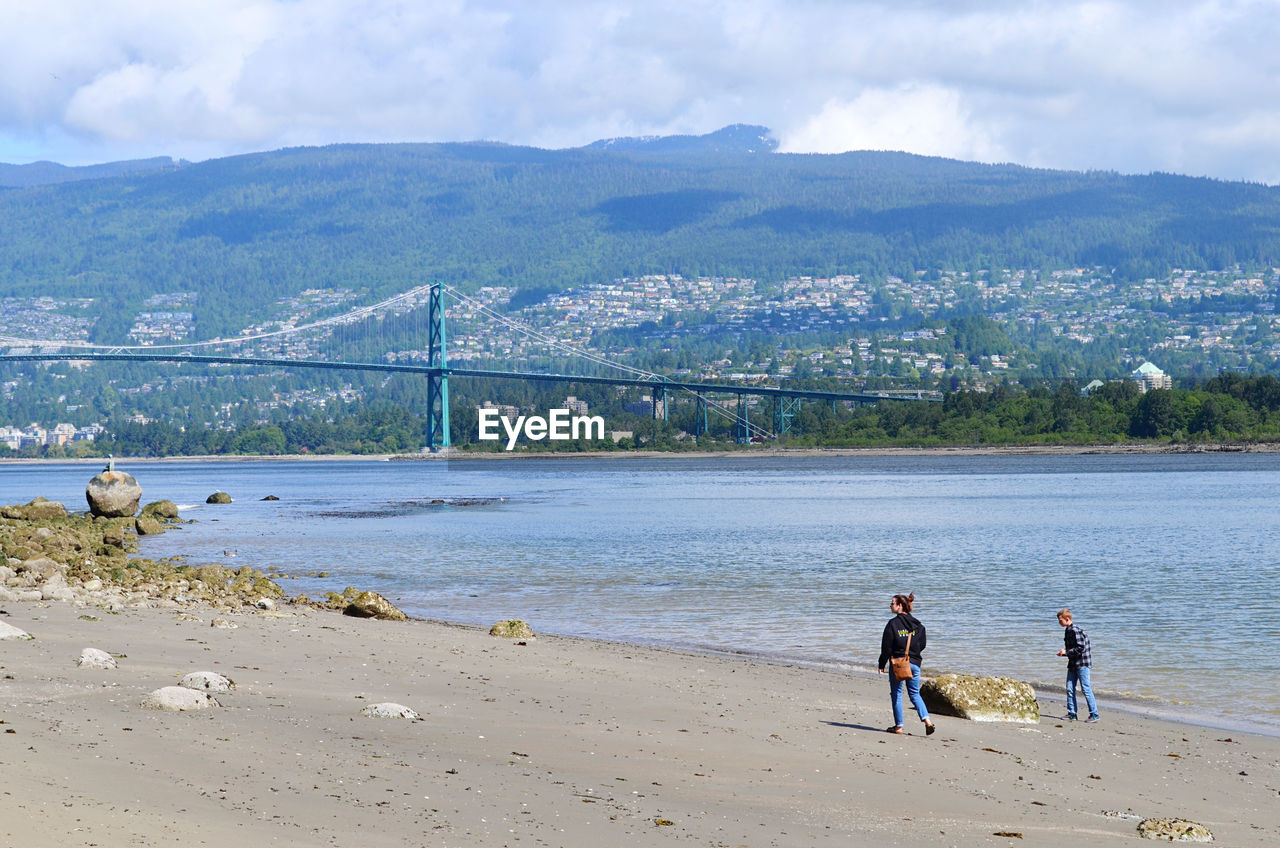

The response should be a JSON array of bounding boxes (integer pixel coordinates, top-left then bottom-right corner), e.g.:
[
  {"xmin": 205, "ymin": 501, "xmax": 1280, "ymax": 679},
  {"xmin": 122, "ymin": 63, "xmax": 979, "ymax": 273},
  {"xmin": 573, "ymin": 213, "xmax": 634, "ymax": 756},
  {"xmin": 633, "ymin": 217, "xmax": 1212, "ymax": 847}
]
[{"xmin": 0, "ymin": 265, "xmax": 1275, "ymax": 438}]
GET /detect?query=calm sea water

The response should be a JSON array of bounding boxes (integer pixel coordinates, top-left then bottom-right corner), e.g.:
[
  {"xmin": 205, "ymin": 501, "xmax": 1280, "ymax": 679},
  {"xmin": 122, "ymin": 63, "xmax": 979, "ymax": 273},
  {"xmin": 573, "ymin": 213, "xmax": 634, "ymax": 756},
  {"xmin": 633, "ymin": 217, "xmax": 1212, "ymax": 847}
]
[{"xmin": 4, "ymin": 453, "xmax": 1278, "ymax": 733}]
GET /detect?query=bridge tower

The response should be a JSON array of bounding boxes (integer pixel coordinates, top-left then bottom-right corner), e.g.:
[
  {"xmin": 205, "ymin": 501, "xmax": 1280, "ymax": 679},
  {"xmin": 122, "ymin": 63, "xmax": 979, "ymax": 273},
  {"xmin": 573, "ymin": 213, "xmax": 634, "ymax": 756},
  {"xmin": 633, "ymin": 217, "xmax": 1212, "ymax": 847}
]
[
  {"xmin": 426, "ymin": 283, "xmax": 451, "ymax": 450},
  {"xmin": 775, "ymin": 396, "xmax": 801, "ymax": 437}
]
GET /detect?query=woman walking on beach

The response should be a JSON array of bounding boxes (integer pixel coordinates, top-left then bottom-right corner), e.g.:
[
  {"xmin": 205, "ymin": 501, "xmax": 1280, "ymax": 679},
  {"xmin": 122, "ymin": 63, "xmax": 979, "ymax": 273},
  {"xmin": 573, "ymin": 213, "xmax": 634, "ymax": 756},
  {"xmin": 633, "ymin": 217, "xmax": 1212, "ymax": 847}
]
[{"xmin": 877, "ymin": 592, "xmax": 936, "ymax": 736}]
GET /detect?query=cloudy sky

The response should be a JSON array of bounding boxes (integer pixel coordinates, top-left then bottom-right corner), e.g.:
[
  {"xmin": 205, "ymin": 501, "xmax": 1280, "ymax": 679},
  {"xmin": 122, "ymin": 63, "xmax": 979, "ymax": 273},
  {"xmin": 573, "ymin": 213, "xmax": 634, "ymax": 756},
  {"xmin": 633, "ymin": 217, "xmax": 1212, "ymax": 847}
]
[{"xmin": 3, "ymin": 1, "xmax": 1279, "ymax": 182}]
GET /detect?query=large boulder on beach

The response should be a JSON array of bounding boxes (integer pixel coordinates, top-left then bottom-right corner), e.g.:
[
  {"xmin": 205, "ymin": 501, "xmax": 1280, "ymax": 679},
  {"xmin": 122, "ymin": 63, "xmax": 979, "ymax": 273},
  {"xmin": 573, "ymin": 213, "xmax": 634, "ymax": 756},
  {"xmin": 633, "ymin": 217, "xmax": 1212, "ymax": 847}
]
[
  {"xmin": 489, "ymin": 619, "xmax": 535, "ymax": 639},
  {"xmin": 141, "ymin": 686, "xmax": 218, "ymax": 711},
  {"xmin": 920, "ymin": 673, "xmax": 1040, "ymax": 723},
  {"xmin": 343, "ymin": 591, "xmax": 408, "ymax": 621},
  {"xmin": 86, "ymin": 470, "xmax": 142, "ymax": 517},
  {"xmin": 206, "ymin": 491, "xmax": 232, "ymax": 504},
  {"xmin": 1, "ymin": 497, "xmax": 68, "ymax": 521},
  {"xmin": 179, "ymin": 671, "xmax": 234, "ymax": 693},
  {"xmin": 1137, "ymin": 817, "xmax": 1213, "ymax": 842}
]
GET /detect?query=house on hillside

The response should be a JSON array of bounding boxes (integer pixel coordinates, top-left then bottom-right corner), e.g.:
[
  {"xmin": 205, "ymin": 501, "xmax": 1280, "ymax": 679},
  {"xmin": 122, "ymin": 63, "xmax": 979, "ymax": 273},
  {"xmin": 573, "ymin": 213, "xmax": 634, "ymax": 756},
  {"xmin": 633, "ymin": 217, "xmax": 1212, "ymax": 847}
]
[{"xmin": 1132, "ymin": 361, "xmax": 1172, "ymax": 393}]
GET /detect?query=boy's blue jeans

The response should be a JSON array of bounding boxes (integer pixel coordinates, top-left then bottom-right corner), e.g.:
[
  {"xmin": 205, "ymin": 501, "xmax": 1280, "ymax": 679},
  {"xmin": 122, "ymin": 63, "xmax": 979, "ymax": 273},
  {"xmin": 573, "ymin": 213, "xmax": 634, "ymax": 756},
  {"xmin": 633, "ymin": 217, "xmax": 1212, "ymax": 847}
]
[
  {"xmin": 1066, "ymin": 665, "xmax": 1098, "ymax": 718},
  {"xmin": 889, "ymin": 663, "xmax": 931, "ymax": 727}
]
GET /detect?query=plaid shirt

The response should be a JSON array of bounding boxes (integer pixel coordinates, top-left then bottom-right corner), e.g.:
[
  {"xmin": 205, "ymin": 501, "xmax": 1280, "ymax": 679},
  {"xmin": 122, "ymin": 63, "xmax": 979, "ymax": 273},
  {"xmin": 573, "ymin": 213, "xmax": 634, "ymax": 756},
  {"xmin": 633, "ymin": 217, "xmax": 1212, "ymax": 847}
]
[{"xmin": 1064, "ymin": 624, "xmax": 1092, "ymax": 669}]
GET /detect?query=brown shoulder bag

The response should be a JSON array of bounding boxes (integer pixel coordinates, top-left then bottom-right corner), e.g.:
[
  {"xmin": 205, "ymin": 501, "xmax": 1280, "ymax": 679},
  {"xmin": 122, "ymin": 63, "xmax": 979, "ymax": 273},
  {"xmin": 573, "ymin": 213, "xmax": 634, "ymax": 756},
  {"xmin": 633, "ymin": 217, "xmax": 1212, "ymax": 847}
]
[{"xmin": 890, "ymin": 631, "xmax": 915, "ymax": 682}]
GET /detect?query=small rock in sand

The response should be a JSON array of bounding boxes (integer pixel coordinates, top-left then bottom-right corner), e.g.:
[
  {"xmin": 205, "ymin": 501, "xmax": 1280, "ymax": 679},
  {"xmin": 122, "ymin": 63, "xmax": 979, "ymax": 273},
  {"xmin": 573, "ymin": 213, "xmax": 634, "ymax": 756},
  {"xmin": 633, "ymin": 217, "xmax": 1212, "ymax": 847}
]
[
  {"xmin": 141, "ymin": 686, "xmax": 218, "ymax": 711},
  {"xmin": 360, "ymin": 702, "xmax": 421, "ymax": 719},
  {"xmin": 77, "ymin": 648, "xmax": 117, "ymax": 669},
  {"xmin": 210, "ymin": 618, "xmax": 238, "ymax": 629},
  {"xmin": 0, "ymin": 621, "xmax": 34, "ymax": 641},
  {"xmin": 1136, "ymin": 818, "xmax": 1213, "ymax": 842},
  {"xmin": 179, "ymin": 671, "xmax": 234, "ymax": 693}
]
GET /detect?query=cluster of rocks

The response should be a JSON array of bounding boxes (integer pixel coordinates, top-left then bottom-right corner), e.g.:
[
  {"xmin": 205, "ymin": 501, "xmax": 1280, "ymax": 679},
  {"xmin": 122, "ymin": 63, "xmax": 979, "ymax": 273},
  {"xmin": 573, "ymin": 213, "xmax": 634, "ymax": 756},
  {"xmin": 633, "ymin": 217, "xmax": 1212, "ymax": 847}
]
[
  {"xmin": 1, "ymin": 467, "xmax": 289, "ymax": 613},
  {"xmin": 0, "ymin": 496, "xmax": 285, "ymax": 612}
]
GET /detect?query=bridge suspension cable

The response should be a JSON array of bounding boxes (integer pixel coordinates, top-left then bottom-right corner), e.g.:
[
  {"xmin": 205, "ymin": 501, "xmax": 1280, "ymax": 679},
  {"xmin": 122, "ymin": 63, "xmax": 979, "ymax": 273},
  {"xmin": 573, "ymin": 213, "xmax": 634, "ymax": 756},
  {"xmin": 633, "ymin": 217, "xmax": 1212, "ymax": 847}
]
[
  {"xmin": 441, "ymin": 284, "xmax": 774, "ymax": 440},
  {"xmin": 0, "ymin": 285, "xmax": 435, "ymax": 353}
]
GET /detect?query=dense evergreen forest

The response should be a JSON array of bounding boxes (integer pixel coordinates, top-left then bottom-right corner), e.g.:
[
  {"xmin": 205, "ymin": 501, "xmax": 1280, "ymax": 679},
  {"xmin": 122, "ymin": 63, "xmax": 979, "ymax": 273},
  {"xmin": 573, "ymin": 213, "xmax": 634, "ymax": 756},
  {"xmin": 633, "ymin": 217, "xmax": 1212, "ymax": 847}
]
[
  {"xmin": 4, "ymin": 370, "xmax": 1277, "ymax": 458},
  {"xmin": 4, "ymin": 126, "xmax": 1280, "ymax": 343}
]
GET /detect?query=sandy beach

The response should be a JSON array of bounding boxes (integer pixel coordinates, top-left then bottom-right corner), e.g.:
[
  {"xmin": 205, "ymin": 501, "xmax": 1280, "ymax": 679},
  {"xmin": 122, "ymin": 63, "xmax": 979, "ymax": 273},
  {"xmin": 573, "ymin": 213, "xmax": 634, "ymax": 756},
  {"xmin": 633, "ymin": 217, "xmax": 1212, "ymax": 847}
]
[{"xmin": 2, "ymin": 600, "xmax": 1277, "ymax": 847}]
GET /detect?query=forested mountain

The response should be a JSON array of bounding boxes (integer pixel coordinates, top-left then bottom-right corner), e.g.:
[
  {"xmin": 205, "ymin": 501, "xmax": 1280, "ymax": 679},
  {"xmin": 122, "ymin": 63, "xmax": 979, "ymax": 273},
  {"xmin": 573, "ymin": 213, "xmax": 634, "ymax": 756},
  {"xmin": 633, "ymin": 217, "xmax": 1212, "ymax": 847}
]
[
  {"xmin": 0, "ymin": 156, "xmax": 181, "ymax": 188},
  {"xmin": 3, "ymin": 127, "xmax": 1280, "ymax": 342}
]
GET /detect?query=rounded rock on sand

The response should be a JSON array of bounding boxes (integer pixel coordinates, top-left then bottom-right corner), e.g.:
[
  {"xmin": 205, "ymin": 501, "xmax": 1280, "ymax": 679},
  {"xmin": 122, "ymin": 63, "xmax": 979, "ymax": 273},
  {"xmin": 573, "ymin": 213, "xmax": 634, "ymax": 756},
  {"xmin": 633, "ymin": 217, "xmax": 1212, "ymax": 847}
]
[
  {"xmin": 210, "ymin": 618, "xmax": 238, "ymax": 629},
  {"xmin": 343, "ymin": 591, "xmax": 407, "ymax": 621},
  {"xmin": 179, "ymin": 671, "xmax": 234, "ymax": 693},
  {"xmin": 489, "ymin": 619, "xmax": 535, "ymax": 639},
  {"xmin": 141, "ymin": 686, "xmax": 218, "ymax": 711},
  {"xmin": 360, "ymin": 702, "xmax": 421, "ymax": 720},
  {"xmin": 77, "ymin": 648, "xmax": 117, "ymax": 669},
  {"xmin": 0, "ymin": 621, "xmax": 33, "ymax": 641}
]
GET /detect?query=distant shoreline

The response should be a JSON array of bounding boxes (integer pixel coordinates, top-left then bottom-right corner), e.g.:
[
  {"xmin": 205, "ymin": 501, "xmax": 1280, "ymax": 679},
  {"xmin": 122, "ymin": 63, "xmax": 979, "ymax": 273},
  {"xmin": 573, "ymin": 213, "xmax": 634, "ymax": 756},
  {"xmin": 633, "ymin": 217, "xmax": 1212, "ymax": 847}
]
[{"xmin": 4, "ymin": 440, "xmax": 1279, "ymax": 465}]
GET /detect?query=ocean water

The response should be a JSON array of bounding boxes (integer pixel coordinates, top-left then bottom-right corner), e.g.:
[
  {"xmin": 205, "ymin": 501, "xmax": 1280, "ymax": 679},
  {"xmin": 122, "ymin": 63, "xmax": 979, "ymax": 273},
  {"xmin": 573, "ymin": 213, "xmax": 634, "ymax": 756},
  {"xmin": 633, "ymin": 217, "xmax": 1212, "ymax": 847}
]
[{"xmin": 4, "ymin": 453, "xmax": 1279, "ymax": 733}]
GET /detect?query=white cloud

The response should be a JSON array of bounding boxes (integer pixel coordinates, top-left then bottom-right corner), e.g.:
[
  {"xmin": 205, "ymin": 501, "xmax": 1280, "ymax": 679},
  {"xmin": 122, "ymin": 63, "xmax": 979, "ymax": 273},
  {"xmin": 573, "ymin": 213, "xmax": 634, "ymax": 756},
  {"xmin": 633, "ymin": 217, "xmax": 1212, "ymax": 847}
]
[
  {"xmin": 0, "ymin": 1, "xmax": 1278, "ymax": 181},
  {"xmin": 781, "ymin": 85, "xmax": 1009, "ymax": 164}
]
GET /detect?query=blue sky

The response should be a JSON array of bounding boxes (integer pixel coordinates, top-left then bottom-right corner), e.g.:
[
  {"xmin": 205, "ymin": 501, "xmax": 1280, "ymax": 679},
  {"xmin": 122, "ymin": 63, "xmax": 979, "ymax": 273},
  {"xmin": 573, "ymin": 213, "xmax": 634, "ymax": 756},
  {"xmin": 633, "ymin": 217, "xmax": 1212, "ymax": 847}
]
[{"xmin": 4, "ymin": 1, "xmax": 1280, "ymax": 182}]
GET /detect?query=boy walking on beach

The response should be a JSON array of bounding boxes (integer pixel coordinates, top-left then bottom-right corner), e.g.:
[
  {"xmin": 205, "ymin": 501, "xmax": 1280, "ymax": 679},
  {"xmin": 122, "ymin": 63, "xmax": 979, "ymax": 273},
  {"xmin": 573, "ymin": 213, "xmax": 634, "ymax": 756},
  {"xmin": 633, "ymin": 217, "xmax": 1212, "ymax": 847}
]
[{"xmin": 1056, "ymin": 609, "xmax": 1099, "ymax": 722}]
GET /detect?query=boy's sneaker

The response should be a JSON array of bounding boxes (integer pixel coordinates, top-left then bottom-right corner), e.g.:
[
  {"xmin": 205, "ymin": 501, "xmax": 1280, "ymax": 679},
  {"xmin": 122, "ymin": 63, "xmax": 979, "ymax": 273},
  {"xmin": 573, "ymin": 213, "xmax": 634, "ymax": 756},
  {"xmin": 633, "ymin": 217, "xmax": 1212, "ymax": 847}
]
[
  {"xmin": 1085, "ymin": 714, "xmax": 1100, "ymax": 723},
  {"xmin": 1066, "ymin": 714, "xmax": 1078, "ymax": 721}
]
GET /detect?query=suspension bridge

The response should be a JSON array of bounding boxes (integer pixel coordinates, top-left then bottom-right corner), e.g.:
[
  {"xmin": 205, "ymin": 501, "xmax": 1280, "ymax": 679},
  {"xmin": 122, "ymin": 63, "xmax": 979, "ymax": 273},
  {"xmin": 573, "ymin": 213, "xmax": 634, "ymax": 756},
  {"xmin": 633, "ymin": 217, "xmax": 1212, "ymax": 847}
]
[{"xmin": 0, "ymin": 282, "xmax": 932, "ymax": 450}]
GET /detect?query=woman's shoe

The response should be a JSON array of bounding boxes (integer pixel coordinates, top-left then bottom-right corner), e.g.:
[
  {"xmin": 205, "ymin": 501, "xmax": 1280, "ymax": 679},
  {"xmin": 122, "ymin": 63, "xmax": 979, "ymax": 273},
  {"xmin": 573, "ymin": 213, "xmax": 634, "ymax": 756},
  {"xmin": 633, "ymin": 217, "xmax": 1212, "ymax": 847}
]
[
  {"xmin": 885, "ymin": 725, "xmax": 904, "ymax": 734},
  {"xmin": 925, "ymin": 722, "xmax": 936, "ymax": 736}
]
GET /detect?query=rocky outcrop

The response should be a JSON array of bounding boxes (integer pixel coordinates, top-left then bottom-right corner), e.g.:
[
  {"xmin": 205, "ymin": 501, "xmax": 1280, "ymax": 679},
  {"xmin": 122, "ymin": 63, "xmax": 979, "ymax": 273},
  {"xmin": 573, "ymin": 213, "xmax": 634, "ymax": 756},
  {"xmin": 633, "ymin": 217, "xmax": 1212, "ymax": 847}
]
[
  {"xmin": 360, "ymin": 702, "xmax": 421, "ymax": 719},
  {"xmin": 489, "ymin": 619, "xmax": 535, "ymax": 639},
  {"xmin": 141, "ymin": 686, "xmax": 218, "ymax": 711},
  {"xmin": 343, "ymin": 591, "xmax": 408, "ymax": 621},
  {"xmin": 77, "ymin": 648, "xmax": 117, "ymax": 669},
  {"xmin": 919, "ymin": 673, "xmax": 1040, "ymax": 723},
  {"xmin": 206, "ymin": 491, "xmax": 232, "ymax": 504},
  {"xmin": 2, "ymin": 497, "xmax": 68, "ymax": 521},
  {"xmin": 1137, "ymin": 817, "xmax": 1213, "ymax": 841},
  {"xmin": 179, "ymin": 671, "xmax": 234, "ymax": 693},
  {"xmin": 86, "ymin": 470, "xmax": 143, "ymax": 517}
]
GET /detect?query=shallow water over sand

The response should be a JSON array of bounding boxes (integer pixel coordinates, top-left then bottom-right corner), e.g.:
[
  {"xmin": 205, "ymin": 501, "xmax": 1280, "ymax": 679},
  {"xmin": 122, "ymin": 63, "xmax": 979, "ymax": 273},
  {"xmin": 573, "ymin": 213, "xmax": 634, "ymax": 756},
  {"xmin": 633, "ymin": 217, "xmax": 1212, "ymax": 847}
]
[{"xmin": 5, "ymin": 452, "xmax": 1278, "ymax": 732}]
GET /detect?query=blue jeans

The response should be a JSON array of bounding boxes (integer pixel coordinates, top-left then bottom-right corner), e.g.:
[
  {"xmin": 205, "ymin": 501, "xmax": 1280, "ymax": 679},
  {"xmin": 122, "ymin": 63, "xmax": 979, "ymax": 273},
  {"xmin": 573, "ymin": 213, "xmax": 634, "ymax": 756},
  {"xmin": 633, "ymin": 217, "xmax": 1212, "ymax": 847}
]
[
  {"xmin": 889, "ymin": 663, "xmax": 930, "ymax": 727},
  {"xmin": 1066, "ymin": 665, "xmax": 1098, "ymax": 718}
]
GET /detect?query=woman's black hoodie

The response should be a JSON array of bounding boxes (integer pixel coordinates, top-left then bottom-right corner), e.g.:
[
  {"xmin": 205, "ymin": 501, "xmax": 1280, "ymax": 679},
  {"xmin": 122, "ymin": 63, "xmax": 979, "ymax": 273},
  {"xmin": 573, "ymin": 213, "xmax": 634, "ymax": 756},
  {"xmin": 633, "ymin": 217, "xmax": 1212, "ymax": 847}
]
[{"xmin": 878, "ymin": 612, "xmax": 926, "ymax": 671}]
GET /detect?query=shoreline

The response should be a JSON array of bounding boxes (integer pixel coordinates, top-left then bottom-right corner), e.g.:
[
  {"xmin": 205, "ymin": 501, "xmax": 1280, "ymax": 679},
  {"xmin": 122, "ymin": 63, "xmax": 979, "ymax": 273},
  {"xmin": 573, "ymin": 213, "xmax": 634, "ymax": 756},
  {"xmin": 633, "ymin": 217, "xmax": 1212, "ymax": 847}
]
[
  {"xmin": 3, "ymin": 600, "xmax": 1277, "ymax": 847},
  {"xmin": 5, "ymin": 439, "xmax": 1280, "ymax": 465},
  {"xmin": 416, "ymin": 616, "xmax": 1278, "ymax": 740}
]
